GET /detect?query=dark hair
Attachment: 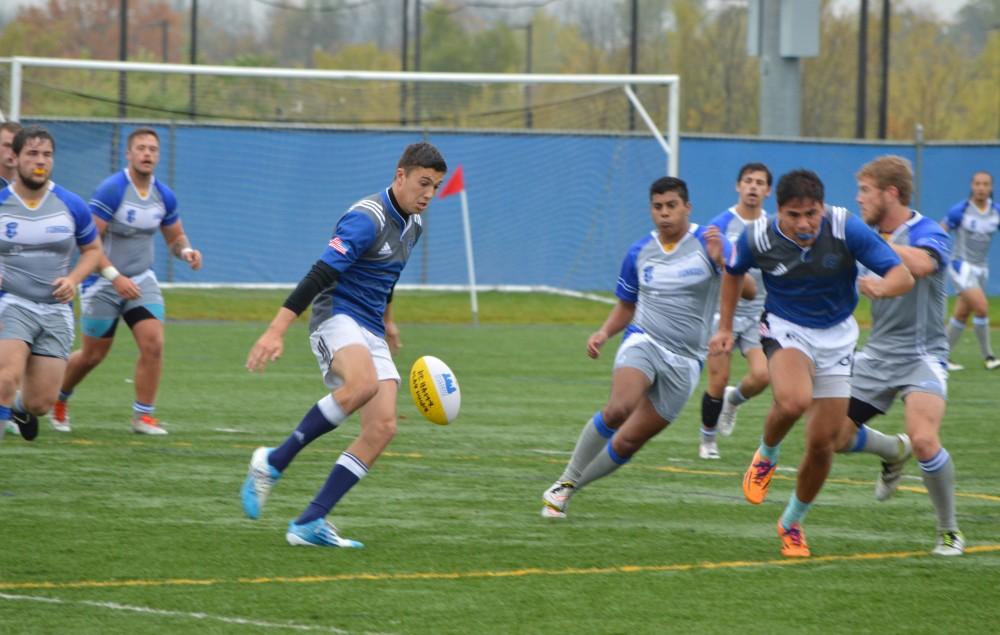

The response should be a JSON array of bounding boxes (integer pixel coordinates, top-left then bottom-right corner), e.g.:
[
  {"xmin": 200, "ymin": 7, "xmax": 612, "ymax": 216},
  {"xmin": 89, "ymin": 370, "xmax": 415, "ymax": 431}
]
[
  {"xmin": 127, "ymin": 127, "xmax": 160, "ymax": 148},
  {"xmin": 649, "ymin": 176, "xmax": 689, "ymax": 202},
  {"xmin": 0, "ymin": 121, "xmax": 22, "ymax": 136},
  {"xmin": 398, "ymin": 142, "xmax": 447, "ymax": 173},
  {"xmin": 776, "ymin": 169, "xmax": 824, "ymax": 206},
  {"xmin": 12, "ymin": 124, "xmax": 55, "ymax": 154},
  {"xmin": 971, "ymin": 170, "xmax": 993, "ymax": 200},
  {"xmin": 737, "ymin": 162, "xmax": 772, "ymax": 186}
]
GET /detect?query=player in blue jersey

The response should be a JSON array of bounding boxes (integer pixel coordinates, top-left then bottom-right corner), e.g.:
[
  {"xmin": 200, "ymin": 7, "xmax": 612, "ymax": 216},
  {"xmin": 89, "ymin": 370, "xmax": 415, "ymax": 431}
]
[
  {"xmin": 240, "ymin": 142, "xmax": 447, "ymax": 548},
  {"xmin": 49, "ymin": 128, "xmax": 202, "ymax": 436},
  {"xmin": 834, "ymin": 155, "xmax": 964, "ymax": 555},
  {"xmin": 942, "ymin": 171, "xmax": 1000, "ymax": 371},
  {"xmin": 699, "ymin": 163, "xmax": 772, "ymax": 460},
  {"xmin": 540, "ymin": 176, "xmax": 727, "ymax": 519},
  {"xmin": 0, "ymin": 121, "xmax": 22, "ymax": 188},
  {"xmin": 0, "ymin": 125, "xmax": 102, "ymax": 442},
  {"xmin": 710, "ymin": 169, "xmax": 914, "ymax": 557}
]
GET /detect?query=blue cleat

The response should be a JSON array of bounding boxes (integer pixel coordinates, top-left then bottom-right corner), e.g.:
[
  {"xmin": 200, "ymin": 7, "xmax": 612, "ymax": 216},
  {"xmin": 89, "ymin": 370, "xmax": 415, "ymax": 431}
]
[
  {"xmin": 286, "ymin": 518, "xmax": 364, "ymax": 548},
  {"xmin": 241, "ymin": 447, "xmax": 281, "ymax": 519}
]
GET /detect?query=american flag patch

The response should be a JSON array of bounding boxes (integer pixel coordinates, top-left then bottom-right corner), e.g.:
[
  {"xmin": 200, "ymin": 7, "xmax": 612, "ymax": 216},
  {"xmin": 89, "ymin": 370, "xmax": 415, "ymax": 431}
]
[{"xmin": 328, "ymin": 236, "xmax": 348, "ymax": 255}]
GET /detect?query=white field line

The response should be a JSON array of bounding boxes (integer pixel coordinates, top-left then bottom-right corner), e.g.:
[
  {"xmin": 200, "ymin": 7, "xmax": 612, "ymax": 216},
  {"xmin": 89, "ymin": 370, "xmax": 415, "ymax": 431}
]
[{"xmin": 0, "ymin": 592, "xmax": 394, "ymax": 635}]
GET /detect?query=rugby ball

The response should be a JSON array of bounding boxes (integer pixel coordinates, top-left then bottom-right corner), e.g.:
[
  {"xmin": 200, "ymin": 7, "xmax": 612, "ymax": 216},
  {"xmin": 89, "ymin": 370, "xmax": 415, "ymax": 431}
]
[{"xmin": 409, "ymin": 355, "xmax": 460, "ymax": 425}]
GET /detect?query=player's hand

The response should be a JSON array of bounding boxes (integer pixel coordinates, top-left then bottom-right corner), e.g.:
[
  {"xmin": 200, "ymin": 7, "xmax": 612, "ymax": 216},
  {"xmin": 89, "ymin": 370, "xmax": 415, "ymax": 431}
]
[
  {"xmin": 708, "ymin": 330, "xmax": 734, "ymax": 356},
  {"xmin": 587, "ymin": 330, "xmax": 608, "ymax": 359},
  {"xmin": 385, "ymin": 320, "xmax": 402, "ymax": 355},
  {"xmin": 246, "ymin": 330, "xmax": 284, "ymax": 372},
  {"xmin": 703, "ymin": 225, "xmax": 725, "ymax": 268},
  {"xmin": 112, "ymin": 275, "xmax": 141, "ymax": 300},
  {"xmin": 857, "ymin": 275, "xmax": 881, "ymax": 299},
  {"xmin": 183, "ymin": 248, "xmax": 203, "ymax": 271},
  {"xmin": 51, "ymin": 277, "xmax": 76, "ymax": 303}
]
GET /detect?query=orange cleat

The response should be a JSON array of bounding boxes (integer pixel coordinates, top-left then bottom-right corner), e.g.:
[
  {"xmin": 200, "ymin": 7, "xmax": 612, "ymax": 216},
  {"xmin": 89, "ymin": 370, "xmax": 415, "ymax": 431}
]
[
  {"xmin": 777, "ymin": 520, "xmax": 810, "ymax": 557},
  {"xmin": 743, "ymin": 450, "xmax": 777, "ymax": 504}
]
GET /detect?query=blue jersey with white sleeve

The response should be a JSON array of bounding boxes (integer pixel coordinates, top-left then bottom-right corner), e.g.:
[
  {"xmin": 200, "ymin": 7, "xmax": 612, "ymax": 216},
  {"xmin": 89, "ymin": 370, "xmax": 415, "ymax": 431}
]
[
  {"xmin": 726, "ymin": 206, "xmax": 900, "ymax": 328},
  {"xmin": 308, "ymin": 187, "xmax": 421, "ymax": 337}
]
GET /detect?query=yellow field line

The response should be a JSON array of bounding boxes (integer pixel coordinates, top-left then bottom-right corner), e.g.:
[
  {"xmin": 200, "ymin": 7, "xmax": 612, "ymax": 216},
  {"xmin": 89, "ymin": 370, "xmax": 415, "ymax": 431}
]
[{"xmin": 2, "ymin": 545, "xmax": 997, "ymax": 592}]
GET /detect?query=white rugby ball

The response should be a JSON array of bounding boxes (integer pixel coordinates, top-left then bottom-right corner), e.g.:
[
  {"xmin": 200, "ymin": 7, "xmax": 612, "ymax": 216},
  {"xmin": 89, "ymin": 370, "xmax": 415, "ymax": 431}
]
[{"xmin": 409, "ymin": 355, "xmax": 460, "ymax": 425}]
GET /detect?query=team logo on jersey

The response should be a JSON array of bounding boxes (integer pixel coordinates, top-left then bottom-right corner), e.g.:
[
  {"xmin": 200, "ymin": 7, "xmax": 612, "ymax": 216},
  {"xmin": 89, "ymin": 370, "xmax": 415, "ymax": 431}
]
[
  {"xmin": 4, "ymin": 222, "xmax": 17, "ymax": 238},
  {"xmin": 770, "ymin": 263, "xmax": 788, "ymax": 276},
  {"xmin": 328, "ymin": 236, "xmax": 348, "ymax": 255},
  {"xmin": 378, "ymin": 242, "xmax": 393, "ymax": 256},
  {"xmin": 126, "ymin": 208, "xmax": 136, "ymax": 224},
  {"xmin": 46, "ymin": 225, "xmax": 72, "ymax": 234},
  {"xmin": 642, "ymin": 265, "xmax": 653, "ymax": 283},
  {"xmin": 823, "ymin": 254, "xmax": 843, "ymax": 269}
]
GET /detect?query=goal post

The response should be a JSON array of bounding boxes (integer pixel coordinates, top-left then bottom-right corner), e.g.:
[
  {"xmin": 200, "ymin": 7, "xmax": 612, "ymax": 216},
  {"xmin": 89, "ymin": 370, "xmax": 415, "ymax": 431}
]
[{"xmin": 1, "ymin": 57, "xmax": 680, "ymax": 313}]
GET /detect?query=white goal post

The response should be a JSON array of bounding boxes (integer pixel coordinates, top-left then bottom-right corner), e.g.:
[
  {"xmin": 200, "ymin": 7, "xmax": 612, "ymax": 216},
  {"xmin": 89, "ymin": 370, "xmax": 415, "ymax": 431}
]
[{"xmin": 4, "ymin": 56, "xmax": 679, "ymax": 176}]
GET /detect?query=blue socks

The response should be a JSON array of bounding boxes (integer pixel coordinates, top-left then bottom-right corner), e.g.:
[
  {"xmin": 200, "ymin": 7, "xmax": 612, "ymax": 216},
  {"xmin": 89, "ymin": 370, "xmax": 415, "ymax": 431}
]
[
  {"xmin": 269, "ymin": 395, "xmax": 347, "ymax": 472},
  {"xmin": 296, "ymin": 452, "xmax": 369, "ymax": 525},
  {"xmin": 780, "ymin": 493, "xmax": 813, "ymax": 529}
]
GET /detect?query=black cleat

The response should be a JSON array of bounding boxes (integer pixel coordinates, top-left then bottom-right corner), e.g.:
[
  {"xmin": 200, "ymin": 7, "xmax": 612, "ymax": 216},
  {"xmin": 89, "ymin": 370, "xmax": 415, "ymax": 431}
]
[{"xmin": 12, "ymin": 410, "xmax": 39, "ymax": 441}]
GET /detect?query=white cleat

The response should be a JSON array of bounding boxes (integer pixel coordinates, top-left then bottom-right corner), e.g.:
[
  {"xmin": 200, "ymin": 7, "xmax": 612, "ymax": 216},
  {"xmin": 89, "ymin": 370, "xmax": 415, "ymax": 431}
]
[
  {"xmin": 946, "ymin": 360, "xmax": 964, "ymax": 371},
  {"xmin": 985, "ymin": 357, "xmax": 1000, "ymax": 370},
  {"xmin": 241, "ymin": 447, "xmax": 280, "ymax": 519},
  {"xmin": 698, "ymin": 439, "xmax": 721, "ymax": 460},
  {"xmin": 875, "ymin": 433, "xmax": 912, "ymax": 501},
  {"xmin": 931, "ymin": 530, "xmax": 965, "ymax": 556},
  {"xmin": 541, "ymin": 480, "xmax": 576, "ymax": 519},
  {"xmin": 717, "ymin": 386, "xmax": 739, "ymax": 437},
  {"xmin": 131, "ymin": 414, "xmax": 168, "ymax": 435},
  {"xmin": 49, "ymin": 401, "xmax": 71, "ymax": 432}
]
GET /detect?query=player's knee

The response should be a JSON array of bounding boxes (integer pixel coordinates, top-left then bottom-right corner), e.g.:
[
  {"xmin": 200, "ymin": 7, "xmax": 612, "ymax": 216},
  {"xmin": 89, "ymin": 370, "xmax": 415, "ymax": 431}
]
[
  {"xmin": 773, "ymin": 393, "xmax": 810, "ymax": 419},
  {"xmin": 21, "ymin": 394, "xmax": 54, "ymax": 416},
  {"xmin": 601, "ymin": 403, "xmax": 631, "ymax": 427},
  {"xmin": 365, "ymin": 415, "xmax": 398, "ymax": 445},
  {"xmin": 611, "ymin": 431, "xmax": 643, "ymax": 457},
  {"xmin": 909, "ymin": 430, "xmax": 940, "ymax": 461},
  {"xmin": 80, "ymin": 346, "xmax": 110, "ymax": 367},
  {"xmin": 337, "ymin": 379, "xmax": 380, "ymax": 412},
  {"xmin": 136, "ymin": 336, "xmax": 164, "ymax": 361},
  {"xmin": 748, "ymin": 366, "xmax": 769, "ymax": 391}
]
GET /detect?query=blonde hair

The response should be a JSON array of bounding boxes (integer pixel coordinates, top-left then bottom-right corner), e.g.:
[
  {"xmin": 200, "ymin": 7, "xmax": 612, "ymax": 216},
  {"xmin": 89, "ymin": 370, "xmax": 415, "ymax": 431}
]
[{"xmin": 856, "ymin": 155, "xmax": 913, "ymax": 205}]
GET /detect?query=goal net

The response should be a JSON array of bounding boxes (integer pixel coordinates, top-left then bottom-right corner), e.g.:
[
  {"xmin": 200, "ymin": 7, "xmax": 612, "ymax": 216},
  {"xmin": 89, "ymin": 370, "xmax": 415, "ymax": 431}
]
[{"xmin": 1, "ymin": 57, "xmax": 679, "ymax": 296}]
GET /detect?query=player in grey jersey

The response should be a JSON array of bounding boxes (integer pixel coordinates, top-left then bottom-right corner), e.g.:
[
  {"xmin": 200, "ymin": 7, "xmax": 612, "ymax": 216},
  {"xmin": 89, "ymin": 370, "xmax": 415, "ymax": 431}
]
[
  {"xmin": 699, "ymin": 163, "xmax": 772, "ymax": 460},
  {"xmin": 0, "ymin": 125, "xmax": 102, "ymax": 442},
  {"xmin": 0, "ymin": 121, "xmax": 21, "ymax": 188},
  {"xmin": 541, "ymin": 177, "xmax": 727, "ymax": 519},
  {"xmin": 835, "ymin": 156, "xmax": 964, "ymax": 556},
  {"xmin": 942, "ymin": 171, "xmax": 1000, "ymax": 371}
]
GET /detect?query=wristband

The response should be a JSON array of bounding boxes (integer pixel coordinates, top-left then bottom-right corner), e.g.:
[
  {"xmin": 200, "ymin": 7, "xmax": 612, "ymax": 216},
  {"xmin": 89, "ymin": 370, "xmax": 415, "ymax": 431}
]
[{"xmin": 101, "ymin": 266, "xmax": 121, "ymax": 281}]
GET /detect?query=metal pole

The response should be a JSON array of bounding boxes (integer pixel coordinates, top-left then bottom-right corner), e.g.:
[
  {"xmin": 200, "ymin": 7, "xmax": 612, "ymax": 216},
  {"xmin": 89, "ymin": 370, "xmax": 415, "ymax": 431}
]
[
  {"xmin": 400, "ymin": 0, "xmax": 408, "ymax": 126},
  {"xmin": 167, "ymin": 122, "xmax": 176, "ymax": 282},
  {"xmin": 189, "ymin": 0, "xmax": 198, "ymax": 119},
  {"xmin": 118, "ymin": 0, "xmax": 128, "ymax": 119},
  {"xmin": 629, "ymin": 0, "xmax": 638, "ymax": 130},
  {"xmin": 413, "ymin": 0, "xmax": 421, "ymax": 125},
  {"xmin": 160, "ymin": 19, "xmax": 169, "ymax": 95},
  {"xmin": 855, "ymin": 0, "xmax": 868, "ymax": 138},
  {"xmin": 877, "ymin": 0, "xmax": 890, "ymax": 139},
  {"xmin": 524, "ymin": 23, "xmax": 533, "ymax": 129}
]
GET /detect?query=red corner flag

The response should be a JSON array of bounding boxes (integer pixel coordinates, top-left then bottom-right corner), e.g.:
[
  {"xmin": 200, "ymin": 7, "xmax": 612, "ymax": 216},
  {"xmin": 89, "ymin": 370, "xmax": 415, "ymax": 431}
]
[{"xmin": 438, "ymin": 164, "xmax": 465, "ymax": 199}]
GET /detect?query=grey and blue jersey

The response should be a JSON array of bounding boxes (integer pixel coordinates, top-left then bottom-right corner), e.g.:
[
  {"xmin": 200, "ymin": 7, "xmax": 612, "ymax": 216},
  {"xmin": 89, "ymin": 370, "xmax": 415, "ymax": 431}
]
[
  {"xmin": 89, "ymin": 169, "xmax": 179, "ymax": 277},
  {"xmin": 308, "ymin": 188, "xmax": 421, "ymax": 338},
  {"xmin": 727, "ymin": 206, "xmax": 901, "ymax": 329},
  {"xmin": 0, "ymin": 182, "xmax": 98, "ymax": 303},
  {"xmin": 864, "ymin": 211, "xmax": 950, "ymax": 360},
  {"xmin": 617, "ymin": 224, "xmax": 731, "ymax": 361},
  {"xmin": 710, "ymin": 207, "xmax": 767, "ymax": 321},
  {"xmin": 944, "ymin": 198, "xmax": 999, "ymax": 268}
]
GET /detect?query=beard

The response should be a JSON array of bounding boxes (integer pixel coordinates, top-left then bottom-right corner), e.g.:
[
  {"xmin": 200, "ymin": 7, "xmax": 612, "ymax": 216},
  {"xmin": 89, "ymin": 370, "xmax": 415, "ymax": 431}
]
[{"xmin": 17, "ymin": 167, "xmax": 47, "ymax": 190}]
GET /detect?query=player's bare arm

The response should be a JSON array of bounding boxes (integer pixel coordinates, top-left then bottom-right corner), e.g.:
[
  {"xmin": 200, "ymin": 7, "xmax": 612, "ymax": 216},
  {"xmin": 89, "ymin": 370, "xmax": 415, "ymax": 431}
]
[
  {"xmin": 246, "ymin": 307, "xmax": 296, "ymax": 372},
  {"xmin": 587, "ymin": 300, "xmax": 635, "ymax": 359},
  {"xmin": 741, "ymin": 273, "xmax": 757, "ymax": 300},
  {"xmin": 91, "ymin": 216, "xmax": 141, "ymax": 300},
  {"xmin": 890, "ymin": 244, "xmax": 939, "ymax": 279},
  {"xmin": 163, "ymin": 221, "xmax": 202, "ymax": 271},
  {"xmin": 702, "ymin": 225, "xmax": 725, "ymax": 268},
  {"xmin": 52, "ymin": 238, "xmax": 103, "ymax": 304},
  {"xmin": 709, "ymin": 271, "xmax": 743, "ymax": 355},
  {"xmin": 858, "ymin": 263, "xmax": 914, "ymax": 299}
]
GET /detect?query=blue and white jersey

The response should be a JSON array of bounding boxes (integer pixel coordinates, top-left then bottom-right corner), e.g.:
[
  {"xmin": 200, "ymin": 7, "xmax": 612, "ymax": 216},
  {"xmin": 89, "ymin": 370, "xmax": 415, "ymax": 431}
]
[
  {"xmin": 865, "ymin": 211, "xmax": 950, "ymax": 360},
  {"xmin": 944, "ymin": 198, "xmax": 1000, "ymax": 268},
  {"xmin": 0, "ymin": 175, "xmax": 10, "ymax": 188},
  {"xmin": 89, "ymin": 169, "xmax": 179, "ymax": 277},
  {"xmin": 0, "ymin": 182, "xmax": 98, "ymax": 303},
  {"xmin": 617, "ymin": 223, "xmax": 731, "ymax": 361},
  {"xmin": 308, "ymin": 187, "xmax": 421, "ymax": 338},
  {"xmin": 710, "ymin": 207, "xmax": 767, "ymax": 321},
  {"xmin": 727, "ymin": 206, "xmax": 900, "ymax": 329}
]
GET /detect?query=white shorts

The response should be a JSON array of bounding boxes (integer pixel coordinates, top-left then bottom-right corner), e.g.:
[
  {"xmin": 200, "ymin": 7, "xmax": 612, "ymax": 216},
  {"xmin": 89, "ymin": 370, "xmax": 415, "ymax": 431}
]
[
  {"xmin": 308, "ymin": 313, "xmax": 399, "ymax": 390},
  {"xmin": 760, "ymin": 312, "xmax": 858, "ymax": 399},
  {"xmin": 948, "ymin": 260, "xmax": 987, "ymax": 292}
]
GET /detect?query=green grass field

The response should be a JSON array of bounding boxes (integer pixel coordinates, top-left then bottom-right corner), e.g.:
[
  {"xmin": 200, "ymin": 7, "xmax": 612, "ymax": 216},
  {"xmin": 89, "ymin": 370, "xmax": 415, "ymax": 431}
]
[{"xmin": 1, "ymin": 291, "xmax": 998, "ymax": 634}]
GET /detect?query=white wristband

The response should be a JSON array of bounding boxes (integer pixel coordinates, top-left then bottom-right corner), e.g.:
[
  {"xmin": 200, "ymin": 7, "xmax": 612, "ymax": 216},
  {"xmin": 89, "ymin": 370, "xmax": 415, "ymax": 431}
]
[
  {"xmin": 101, "ymin": 266, "xmax": 121, "ymax": 281},
  {"xmin": 179, "ymin": 247, "xmax": 194, "ymax": 258}
]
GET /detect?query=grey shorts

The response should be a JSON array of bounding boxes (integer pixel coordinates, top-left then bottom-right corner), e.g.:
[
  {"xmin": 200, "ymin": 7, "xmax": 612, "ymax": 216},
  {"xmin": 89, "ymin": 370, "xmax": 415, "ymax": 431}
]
[
  {"xmin": 948, "ymin": 261, "xmax": 987, "ymax": 292},
  {"xmin": 80, "ymin": 272, "xmax": 165, "ymax": 337},
  {"xmin": 0, "ymin": 295, "xmax": 74, "ymax": 359},
  {"xmin": 850, "ymin": 350, "xmax": 948, "ymax": 413},
  {"xmin": 614, "ymin": 333, "xmax": 701, "ymax": 423},
  {"xmin": 713, "ymin": 314, "xmax": 763, "ymax": 355}
]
